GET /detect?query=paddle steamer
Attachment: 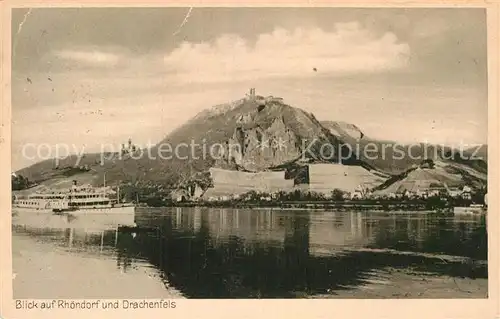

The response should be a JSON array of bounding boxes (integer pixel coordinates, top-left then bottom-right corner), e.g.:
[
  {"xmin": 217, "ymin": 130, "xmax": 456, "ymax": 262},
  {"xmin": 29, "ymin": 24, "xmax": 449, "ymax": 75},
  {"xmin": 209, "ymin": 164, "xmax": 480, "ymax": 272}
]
[{"xmin": 12, "ymin": 180, "xmax": 135, "ymax": 226}]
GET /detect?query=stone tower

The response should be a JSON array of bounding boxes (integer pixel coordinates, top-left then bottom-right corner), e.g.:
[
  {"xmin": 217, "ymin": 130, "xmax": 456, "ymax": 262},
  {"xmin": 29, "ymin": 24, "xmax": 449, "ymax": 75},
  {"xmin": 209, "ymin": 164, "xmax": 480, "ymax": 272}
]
[{"xmin": 249, "ymin": 88, "xmax": 255, "ymax": 100}]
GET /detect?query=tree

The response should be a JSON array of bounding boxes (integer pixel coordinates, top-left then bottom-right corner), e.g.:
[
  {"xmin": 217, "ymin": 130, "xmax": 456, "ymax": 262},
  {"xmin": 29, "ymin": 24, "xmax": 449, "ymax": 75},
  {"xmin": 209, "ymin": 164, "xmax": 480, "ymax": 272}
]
[
  {"xmin": 470, "ymin": 186, "xmax": 487, "ymax": 205},
  {"xmin": 193, "ymin": 172, "xmax": 214, "ymax": 191},
  {"xmin": 331, "ymin": 189, "xmax": 345, "ymax": 201},
  {"xmin": 12, "ymin": 174, "xmax": 31, "ymax": 191}
]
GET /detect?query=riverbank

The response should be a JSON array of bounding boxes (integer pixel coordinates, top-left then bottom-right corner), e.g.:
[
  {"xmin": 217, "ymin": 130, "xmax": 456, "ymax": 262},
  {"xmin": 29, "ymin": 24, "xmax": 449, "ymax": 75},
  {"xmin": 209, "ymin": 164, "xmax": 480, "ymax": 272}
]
[
  {"xmin": 144, "ymin": 199, "xmax": 452, "ymax": 212},
  {"xmin": 137, "ymin": 206, "xmax": 449, "ymax": 216},
  {"xmin": 12, "ymin": 233, "xmax": 185, "ymax": 299}
]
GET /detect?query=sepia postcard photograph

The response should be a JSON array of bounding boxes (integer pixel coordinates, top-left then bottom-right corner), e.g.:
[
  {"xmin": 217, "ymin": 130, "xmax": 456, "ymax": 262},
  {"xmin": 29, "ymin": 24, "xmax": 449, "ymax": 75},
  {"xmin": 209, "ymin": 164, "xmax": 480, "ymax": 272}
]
[{"xmin": 0, "ymin": 2, "xmax": 499, "ymax": 319}]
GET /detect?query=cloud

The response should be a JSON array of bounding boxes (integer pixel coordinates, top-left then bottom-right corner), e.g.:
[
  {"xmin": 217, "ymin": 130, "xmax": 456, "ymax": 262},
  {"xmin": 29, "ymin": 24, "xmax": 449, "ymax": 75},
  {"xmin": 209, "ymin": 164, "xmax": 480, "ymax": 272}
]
[
  {"xmin": 163, "ymin": 22, "xmax": 411, "ymax": 83},
  {"xmin": 53, "ymin": 49, "xmax": 121, "ymax": 66}
]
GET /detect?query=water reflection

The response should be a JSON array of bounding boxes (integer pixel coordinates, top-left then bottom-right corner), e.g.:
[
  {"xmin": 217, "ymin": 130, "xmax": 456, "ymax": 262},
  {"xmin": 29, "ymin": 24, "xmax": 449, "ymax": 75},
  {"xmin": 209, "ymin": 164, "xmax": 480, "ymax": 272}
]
[
  {"xmin": 12, "ymin": 208, "xmax": 487, "ymax": 298},
  {"xmin": 13, "ymin": 225, "xmax": 120, "ymax": 258},
  {"xmin": 132, "ymin": 208, "xmax": 487, "ymax": 298}
]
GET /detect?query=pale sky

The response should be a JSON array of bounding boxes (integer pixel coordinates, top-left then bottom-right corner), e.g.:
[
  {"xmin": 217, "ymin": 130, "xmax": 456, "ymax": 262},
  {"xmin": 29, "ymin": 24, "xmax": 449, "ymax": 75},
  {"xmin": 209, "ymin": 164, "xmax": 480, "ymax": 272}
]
[{"xmin": 11, "ymin": 8, "xmax": 488, "ymax": 170}]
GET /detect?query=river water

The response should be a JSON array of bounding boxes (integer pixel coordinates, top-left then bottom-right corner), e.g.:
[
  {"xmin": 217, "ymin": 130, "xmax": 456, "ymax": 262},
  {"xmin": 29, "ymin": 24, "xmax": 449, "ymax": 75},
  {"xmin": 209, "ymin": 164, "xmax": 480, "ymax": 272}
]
[{"xmin": 12, "ymin": 208, "xmax": 488, "ymax": 298}]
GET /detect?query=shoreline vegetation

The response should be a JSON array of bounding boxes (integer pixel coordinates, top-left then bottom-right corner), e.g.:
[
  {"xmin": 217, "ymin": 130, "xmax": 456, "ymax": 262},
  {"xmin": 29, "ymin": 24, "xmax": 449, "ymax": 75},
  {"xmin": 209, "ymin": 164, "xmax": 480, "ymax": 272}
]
[
  {"xmin": 156, "ymin": 202, "xmax": 449, "ymax": 212},
  {"xmin": 136, "ymin": 194, "xmax": 485, "ymax": 213}
]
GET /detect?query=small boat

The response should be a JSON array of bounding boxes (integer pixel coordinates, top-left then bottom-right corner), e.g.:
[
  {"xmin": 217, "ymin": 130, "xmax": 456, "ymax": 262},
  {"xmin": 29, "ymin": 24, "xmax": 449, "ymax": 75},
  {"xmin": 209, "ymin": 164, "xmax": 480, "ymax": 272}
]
[{"xmin": 453, "ymin": 204, "xmax": 486, "ymax": 215}]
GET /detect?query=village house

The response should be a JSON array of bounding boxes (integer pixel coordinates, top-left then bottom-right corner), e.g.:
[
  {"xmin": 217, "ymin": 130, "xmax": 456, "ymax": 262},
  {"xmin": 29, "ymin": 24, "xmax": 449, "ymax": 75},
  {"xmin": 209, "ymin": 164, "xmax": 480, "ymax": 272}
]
[
  {"xmin": 172, "ymin": 189, "xmax": 189, "ymax": 202},
  {"xmin": 447, "ymin": 187, "xmax": 463, "ymax": 198},
  {"xmin": 342, "ymin": 192, "xmax": 351, "ymax": 200},
  {"xmin": 350, "ymin": 190, "xmax": 363, "ymax": 200},
  {"xmin": 461, "ymin": 185, "xmax": 473, "ymax": 200},
  {"xmin": 187, "ymin": 184, "xmax": 204, "ymax": 200},
  {"xmin": 428, "ymin": 185, "xmax": 447, "ymax": 197},
  {"xmin": 232, "ymin": 194, "xmax": 241, "ymax": 200},
  {"xmin": 415, "ymin": 189, "xmax": 428, "ymax": 198}
]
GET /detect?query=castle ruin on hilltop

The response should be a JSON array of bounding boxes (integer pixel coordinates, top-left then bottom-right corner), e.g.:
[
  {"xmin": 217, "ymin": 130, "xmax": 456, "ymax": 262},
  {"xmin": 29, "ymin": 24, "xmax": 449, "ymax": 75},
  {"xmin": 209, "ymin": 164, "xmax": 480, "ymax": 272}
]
[{"xmin": 245, "ymin": 88, "xmax": 284, "ymax": 105}]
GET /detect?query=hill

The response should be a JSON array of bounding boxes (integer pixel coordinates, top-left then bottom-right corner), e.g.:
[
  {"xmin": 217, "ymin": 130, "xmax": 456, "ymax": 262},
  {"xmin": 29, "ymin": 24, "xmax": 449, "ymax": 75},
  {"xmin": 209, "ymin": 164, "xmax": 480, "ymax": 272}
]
[
  {"xmin": 16, "ymin": 95, "xmax": 356, "ymax": 188},
  {"xmin": 14, "ymin": 92, "xmax": 487, "ymax": 194},
  {"xmin": 373, "ymin": 159, "xmax": 487, "ymax": 195},
  {"xmin": 321, "ymin": 121, "xmax": 487, "ymax": 176}
]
